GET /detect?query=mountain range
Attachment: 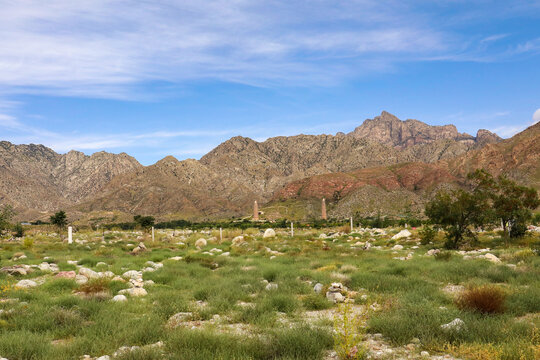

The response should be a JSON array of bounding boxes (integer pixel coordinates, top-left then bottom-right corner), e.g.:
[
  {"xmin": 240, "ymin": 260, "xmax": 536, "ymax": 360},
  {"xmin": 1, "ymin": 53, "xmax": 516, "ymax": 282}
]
[{"xmin": 1, "ymin": 111, "xmax": 538, "ymax": 222}]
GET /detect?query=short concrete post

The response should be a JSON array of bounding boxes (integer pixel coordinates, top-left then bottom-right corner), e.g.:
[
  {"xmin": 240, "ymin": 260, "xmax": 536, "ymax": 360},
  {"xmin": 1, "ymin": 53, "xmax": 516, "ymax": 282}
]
[
  {"xmin": 350, "ymin": 217, "xmax": 353, "ymax": 233},
  {"xmin": 291, "ymin": 222, "xmax": 294, "ymax": 237},
  {"xmin": 152, "ymin": 226, "xmax": 155, "ymax": 242},
  {"xmin": 68, "ymin": 226, "xmax": 73, "ymax": 244},
  {"xmin": 220, "ymin": 227, "xmax": 223, "ymax": 243}
]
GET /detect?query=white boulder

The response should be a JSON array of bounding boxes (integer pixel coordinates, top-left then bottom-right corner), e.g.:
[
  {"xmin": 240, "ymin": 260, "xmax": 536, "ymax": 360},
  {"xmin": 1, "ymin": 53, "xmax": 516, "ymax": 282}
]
[
  {"xmin": 391, "ymin": 229, "xmax": 412, "ymax": 240},
  {"xmin": 263, "ymin": 228, "xmax": 276, "ymax": 238}
]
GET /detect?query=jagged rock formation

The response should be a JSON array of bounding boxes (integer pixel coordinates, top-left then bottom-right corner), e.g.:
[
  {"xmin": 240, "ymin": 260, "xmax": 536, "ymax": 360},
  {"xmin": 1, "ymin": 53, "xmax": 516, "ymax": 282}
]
[{"xmin": 349, "ymin": 111, "xmax": 500, "ymax": 149}]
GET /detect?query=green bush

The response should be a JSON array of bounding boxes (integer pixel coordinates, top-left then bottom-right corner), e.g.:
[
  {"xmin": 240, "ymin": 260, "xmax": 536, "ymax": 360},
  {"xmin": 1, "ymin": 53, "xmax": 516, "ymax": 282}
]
[{"xmin": 419, "ymin": 225, "xmax": 436, "ymax": 245}]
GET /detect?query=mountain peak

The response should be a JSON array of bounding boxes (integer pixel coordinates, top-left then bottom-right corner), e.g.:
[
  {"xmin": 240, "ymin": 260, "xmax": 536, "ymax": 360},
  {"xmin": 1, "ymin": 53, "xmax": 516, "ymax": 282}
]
[{"xmin": 350, "ymin": 112, "xmax": 499, "ymax": 148}]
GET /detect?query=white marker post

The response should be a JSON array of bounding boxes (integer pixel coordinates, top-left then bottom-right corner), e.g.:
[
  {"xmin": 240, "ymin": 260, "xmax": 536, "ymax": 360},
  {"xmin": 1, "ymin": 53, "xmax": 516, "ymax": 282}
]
[
  {"xmin": 350, "ymin": 217, "xmax": 353, "ymax": 233},
  {"xmin": 68, "ymin": 226, "xmax": 73, "ymax": 244},
  {"xmin": 291, "ymin": 222, "xmax": 294, "ymax": 237},
  {"xmin": 152, "ymin": 226, "xmax": 155, "ymax": 242},
  {"xmin": 220, "ymin": 228, "xmax": 223, "ymax": 243}
]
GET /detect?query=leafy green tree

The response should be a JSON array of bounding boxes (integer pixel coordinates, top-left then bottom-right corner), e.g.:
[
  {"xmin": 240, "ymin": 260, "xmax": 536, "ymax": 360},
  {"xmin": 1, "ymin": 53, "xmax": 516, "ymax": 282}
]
[
  {"xmin": 134, "ymin": 215, "xmax": 155, "ymax": 230},
  {"xmin": 50, "ymin": 211, "xmax": 68, "ymax": 231},
  {"xmin": 425, "ymin": 188, "xmax": 490, "ymax": 249},
  {"xmin": 0, "ymin": 204, "xmax": 16, "ymax": 231},
  {"xmin": 468, "ymin": 169, "xmax": 539, "ymax": 238}
]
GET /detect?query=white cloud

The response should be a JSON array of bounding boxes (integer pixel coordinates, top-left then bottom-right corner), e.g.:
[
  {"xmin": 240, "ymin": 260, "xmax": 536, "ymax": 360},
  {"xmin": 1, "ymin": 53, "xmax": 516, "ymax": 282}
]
[
  {"xmin": 0, "ymin": 0, "xmax": 475, "ymax": 98},
  {"xmin": 533, "ymin": 108, "xmax": 540, "ymax": 123}
]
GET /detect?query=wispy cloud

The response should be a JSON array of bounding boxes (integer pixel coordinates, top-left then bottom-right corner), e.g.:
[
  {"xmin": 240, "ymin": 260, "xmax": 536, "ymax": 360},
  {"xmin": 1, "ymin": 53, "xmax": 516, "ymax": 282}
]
[
  {"xmin": 489, "ymin": 109, "xmax": 540, "ymax": 138},
  {"xmin": 2, "ymin": 0, "xmax": 534, "ymax": 99}
]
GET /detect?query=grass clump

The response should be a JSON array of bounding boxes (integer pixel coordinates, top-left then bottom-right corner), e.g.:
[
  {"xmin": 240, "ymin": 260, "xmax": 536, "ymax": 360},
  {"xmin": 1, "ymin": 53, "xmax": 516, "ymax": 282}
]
[
  {"xmin": 302, "ymin": 293, "xmax": 332, "ymax": 310},
  {"xmin": 456, "ymin": 285, "xmax": 506, "ymax": 314}
]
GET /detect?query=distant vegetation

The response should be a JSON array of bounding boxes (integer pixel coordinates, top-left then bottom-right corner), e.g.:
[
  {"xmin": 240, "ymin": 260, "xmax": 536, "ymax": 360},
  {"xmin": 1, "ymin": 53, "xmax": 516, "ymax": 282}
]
[{"xmin": 426, "ymin": 170, "xmax": 539, "ymax": 249}]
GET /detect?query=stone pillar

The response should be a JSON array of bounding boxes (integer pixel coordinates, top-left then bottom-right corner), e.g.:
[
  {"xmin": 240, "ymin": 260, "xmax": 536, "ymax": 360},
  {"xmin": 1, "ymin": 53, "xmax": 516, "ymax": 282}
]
[
  {"xmin": 220, "ymin": 227, "xmax": 223, "ymax": 243},
  {"xmin": 253, "ymin": 201, "xmax": 259, "ymax": 221},
  {"xmin": 321, "ymin": 198, "xmax": 327, "ymax": 220},
  {"xmin": 350, "ymin": 217, "xmax": 353, "ymax": 232},
  {"xmin": 68, "ymin": 226, "xmax": 73, "ymax": 244},
  {"xmin": 291, "ymin": 222, "xmax": 294, "ymax": 237},
  {"xmin": 152, "ymin": 226, "xmax": 155, "ymax": 242}
]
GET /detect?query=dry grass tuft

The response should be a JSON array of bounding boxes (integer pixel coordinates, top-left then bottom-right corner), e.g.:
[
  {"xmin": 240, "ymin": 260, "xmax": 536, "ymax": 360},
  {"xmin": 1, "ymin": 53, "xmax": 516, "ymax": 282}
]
[{"xmin": 456, "ymin": 285, "xmax": 506, "ymax": 314}]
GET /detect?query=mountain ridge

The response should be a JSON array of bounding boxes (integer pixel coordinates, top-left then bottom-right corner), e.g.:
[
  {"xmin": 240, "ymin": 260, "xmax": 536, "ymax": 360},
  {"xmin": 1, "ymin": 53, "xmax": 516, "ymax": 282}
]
[{"xmin": 0, "ymin": 111, "xmax": 517, "ymax": 221}]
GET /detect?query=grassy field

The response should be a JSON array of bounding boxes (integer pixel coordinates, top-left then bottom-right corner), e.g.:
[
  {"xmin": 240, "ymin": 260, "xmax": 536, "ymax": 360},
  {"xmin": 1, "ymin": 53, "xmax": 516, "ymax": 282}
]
[{"xmin": 0, "ymin": 227, "xmax": 539, "ymax": 360}]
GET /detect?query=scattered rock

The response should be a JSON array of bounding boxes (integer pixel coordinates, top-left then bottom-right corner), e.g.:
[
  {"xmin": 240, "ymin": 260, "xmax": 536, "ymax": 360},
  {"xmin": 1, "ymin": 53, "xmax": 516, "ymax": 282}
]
[
  {"xmin": 326, "ymin": 283, "xmax": 346, "ymax": 303},
  {"xmin": 131, "ymin": 242, "xmax": 147, "ymax": 254},
  {"xmin": 1, "ymin": 265, "xmax": 28, "ymax": 276},
  {"xmin": 265, "ymin": 283, "xmax": 278, "ymax": 291},
  {"xmin": 122, "ymin": 270, "xmax": 142, "ymax": 280},
  {"xmin": 441, "ymin": 318, "xmax": 465, "ymax": 332},
  {"xmin": 314, "ymin": 283, "xmax": 324, "ymax": 293},
  {"xmin": 112, "ymin": 295, "xmax": 128, "ymax": 302},
  {"xmin": 232, "ymin": 236, "xmax": 245, "ymax": 246},
  {"xmin": 483, "ymin": 253, "xmax": 501, "ymax": 263},
  {"xmin": 392, "ymin": 244, "xmax": 404, "ymax": 250},
  {"xmin": 426, "ymin": 249, "xmax": 440, "ymax": 256},
  {"xmin": 167, "ymin": 312, "xmax": 193, "ymax": 328},
  {"xmin": 55, "ymin": 271, "xmax": 76, "ymax": 279},
  {"xmin": 15, "ymin": 279, "xmax": 38, "ymax": 289},
  {"xmin": 75, "ymin": 275, "xmax": 88, "ymax": 285},
  {"xmin": 79, "ymin": 267, "xmax": 99, "ymax": 279},
  {"xmin": 195, "ymin": 238, "xmax": 207, "ymax": 248},
  {"xmin": 119, "ymin": 287, "xmax": 147, "ymax": 297},
  {"xmin": 263, "ymin": 228, "xmax": 276, "ymax": 238},
  {"xmin": 391, "ymin": 229, "xmax": 411, "ymax": 240}
]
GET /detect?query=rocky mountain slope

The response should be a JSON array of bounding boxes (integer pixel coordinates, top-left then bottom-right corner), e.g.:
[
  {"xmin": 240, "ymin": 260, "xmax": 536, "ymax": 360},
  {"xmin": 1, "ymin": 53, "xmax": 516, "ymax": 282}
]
[
  {"xmin": 200, "ymin": 112, "xmax": 499, "ymax": 201},
  {"xmin": 0, "ymin": 111, "xmax": 513, "ymax": 221},
  {"xmin": 76, "ymin": 156, "xmax": 256, "ymax": 220},
  {"xmin": 266, "ymin": 121, "xmax": 538, "ymax": 220},
  {"xmin": 446, "ymin": 121, "xmax": 540, "ymax": 188},
  {"xmin": 0, "ymin": 141, "xmax": 142, "ymax": 218}
]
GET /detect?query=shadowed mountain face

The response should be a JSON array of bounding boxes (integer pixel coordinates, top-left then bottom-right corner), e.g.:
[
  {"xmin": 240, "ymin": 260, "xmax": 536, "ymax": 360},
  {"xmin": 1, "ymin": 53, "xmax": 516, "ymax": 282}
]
[{"xmin": 0, "ymin": 111, "xmax": 524, "ymax": 221}]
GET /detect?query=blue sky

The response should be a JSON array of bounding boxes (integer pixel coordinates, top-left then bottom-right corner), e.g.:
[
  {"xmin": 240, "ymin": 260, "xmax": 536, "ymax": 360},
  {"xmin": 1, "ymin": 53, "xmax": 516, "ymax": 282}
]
[{"xmin": 0, "ymin": 1, "xmax": 539, "ymax": 165}]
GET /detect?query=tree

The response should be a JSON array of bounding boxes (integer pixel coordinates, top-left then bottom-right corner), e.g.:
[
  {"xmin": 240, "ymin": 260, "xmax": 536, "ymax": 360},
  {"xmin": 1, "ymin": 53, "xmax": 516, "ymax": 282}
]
[
  {"xmin": 50, "ymin": 211, "xmax": 68, "ymax": 231},
  {"xmin": 0, "ymin": 204, "xmax": 16, "ymax": 232},
  {"xmin": 468, "ymin": 170, "xmax": 540, "ymax": 238},
  {"xmin": 425, "ymin": 188, "xmax": 490, "ymax": 249},
  {"xmin": 134, "ymin": 215, "xmax": 155, "ymax": 230}
]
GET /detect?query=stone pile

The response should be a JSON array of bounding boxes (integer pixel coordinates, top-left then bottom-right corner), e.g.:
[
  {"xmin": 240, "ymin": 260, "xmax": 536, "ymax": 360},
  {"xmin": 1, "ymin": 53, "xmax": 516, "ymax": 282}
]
[{"xmin": 326, "ymin": 282, "xmax": 346, "ymax": 303}]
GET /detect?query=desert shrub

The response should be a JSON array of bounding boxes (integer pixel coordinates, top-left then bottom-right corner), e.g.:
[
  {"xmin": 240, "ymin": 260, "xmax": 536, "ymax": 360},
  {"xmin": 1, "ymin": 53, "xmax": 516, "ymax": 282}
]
[
  {"xmin": 434, "ymin": 251, "xmax": 452, "ymax": 261},
  {"xmin": 13, "ymin": 224, "xmax": 24, "ymax": 238},
  {"xmin": 456, "ymin": 285, "xmax": 506, "ymax": 314},
  {"xmin": 302, "ymin": 293, "xmax": 332, "ymax": 310},
  {"xmin": 419, "ymin": 225, "xmax": 436, "ymax": 245},
  {"xmin": 77, "ymin": 278, "xmax": 110, "ymax": 295},
  {"xmin": 23, "ymin": 237, "xmax": 33, "ymax": 249}
]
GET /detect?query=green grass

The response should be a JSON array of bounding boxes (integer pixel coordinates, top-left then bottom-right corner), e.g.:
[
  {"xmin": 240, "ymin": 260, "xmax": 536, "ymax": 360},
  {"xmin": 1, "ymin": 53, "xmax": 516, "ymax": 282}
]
[{"xmin": 0, "ymin": 227, "xmax": 538, "ymax": 359}]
